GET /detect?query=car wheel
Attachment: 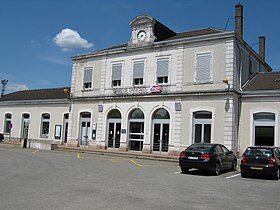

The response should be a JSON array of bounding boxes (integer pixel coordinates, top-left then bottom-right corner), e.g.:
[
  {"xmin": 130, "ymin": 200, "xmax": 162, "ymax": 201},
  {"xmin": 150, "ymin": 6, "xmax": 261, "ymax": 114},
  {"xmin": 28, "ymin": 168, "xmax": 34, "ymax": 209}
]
[
  {"xmin": 181, "ymin": 168, "xmax": 189, "ymax": 173},
  {"xmin": 273, "ymin": 168, "xmax": 280, "ymax": 180},
  {"xmin": 231, "ymin": 160, "xmax": 237, "ymax": 171},
  {"xmin": 212, "ymin": 162, "xmax": 221, "ymax": 175},
  {"xmin": 241, "ymin": 172, "xmax": 247, "ymax": 178}
]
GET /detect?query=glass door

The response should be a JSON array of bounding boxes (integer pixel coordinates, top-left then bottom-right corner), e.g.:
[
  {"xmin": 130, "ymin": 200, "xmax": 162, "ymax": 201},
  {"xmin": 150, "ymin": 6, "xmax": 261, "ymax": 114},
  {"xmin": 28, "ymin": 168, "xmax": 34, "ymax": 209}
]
[
  {"xmin": 153, "ymin": 123, "xmax": 169, "ymax": 152},
  {"xmin": 108, "ymin": 122, "xmax": 121, "ymax": 149},
  {"xmin": 81, "ymin": 121, "xmax": 90, "ymax": 146}
]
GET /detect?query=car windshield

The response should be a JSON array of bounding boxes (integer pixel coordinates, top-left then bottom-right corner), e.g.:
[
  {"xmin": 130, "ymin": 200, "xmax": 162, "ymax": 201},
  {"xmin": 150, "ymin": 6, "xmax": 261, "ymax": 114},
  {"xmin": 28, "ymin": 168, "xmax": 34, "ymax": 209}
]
[
  {"xmin": 187, "ymin": 145, "xmax": 212, "ymax": 153},
  {"xmin": 244, "ymin": 148, "xmax": 272, "ymax": 157}
]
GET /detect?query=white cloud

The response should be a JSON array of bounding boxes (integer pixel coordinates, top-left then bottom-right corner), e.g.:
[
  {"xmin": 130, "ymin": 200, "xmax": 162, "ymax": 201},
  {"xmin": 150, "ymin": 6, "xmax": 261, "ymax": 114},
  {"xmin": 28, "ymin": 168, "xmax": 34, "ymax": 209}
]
[
  {"xmin": 53, "ymin": 28, "xmax": 93, "ymax": 51},
  {"xmin": 6, "ymin": 83, "xmax": 29, "ymax": 93}
]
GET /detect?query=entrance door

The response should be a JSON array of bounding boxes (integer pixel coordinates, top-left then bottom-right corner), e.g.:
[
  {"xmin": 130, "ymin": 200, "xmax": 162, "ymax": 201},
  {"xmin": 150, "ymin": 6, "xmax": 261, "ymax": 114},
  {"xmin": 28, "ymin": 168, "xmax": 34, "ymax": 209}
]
[
  {"xmin": 81, "ymin": 121, "xmax": 90, "ymax": 146},
  {"xmin": 108, "ymin": 122, "xmax": 121, "ymax": 149},
  {"xmin": 153, "ymin": 123, "xmax": 169, "ymax": 152},
  {"xmin": 22, "ymin": 120, "xmax": 29, "ymax": 148}
]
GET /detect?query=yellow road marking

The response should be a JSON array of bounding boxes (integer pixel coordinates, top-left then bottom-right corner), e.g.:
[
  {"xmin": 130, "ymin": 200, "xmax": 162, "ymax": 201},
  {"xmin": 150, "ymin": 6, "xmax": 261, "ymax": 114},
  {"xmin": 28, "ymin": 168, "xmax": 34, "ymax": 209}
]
[
  {"xmin": 130, "ymin": 159, "xmax": 141, "ymax": 166},
  {"xmin": 32, "ymin": 150, "xmax": 39, "ymax": 154},
  {"xmin": 77, "ymin": 153, "xmax": 80, "ymax": 158}
]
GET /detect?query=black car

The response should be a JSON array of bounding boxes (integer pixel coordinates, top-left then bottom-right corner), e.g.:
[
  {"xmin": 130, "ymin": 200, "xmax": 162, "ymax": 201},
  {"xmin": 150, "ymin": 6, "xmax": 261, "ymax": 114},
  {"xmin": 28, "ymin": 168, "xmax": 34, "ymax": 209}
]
[
  {"xmin": 240, "ymin": 146, "xmax": 280, "ymax": 180},
  {"xmin": 179, "ymin": 143, "xmax": 237, "ymax": 175}
]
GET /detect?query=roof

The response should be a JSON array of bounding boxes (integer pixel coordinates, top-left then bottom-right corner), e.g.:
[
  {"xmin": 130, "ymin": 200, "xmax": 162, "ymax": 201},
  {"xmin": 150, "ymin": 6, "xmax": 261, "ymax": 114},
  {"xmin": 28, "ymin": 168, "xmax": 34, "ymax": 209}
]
[
  {"xmin": 72, "ymin": 27, "xmax": 227, "ymax": 59},
  {"xmin": 243, "ymin": 72, "xmax": 280, "ymax": 91},
  {"xmin": 165, "ymin": 27, "xmax": 226, "ymax": 41},
  {"xmin": 0, "ymin": 87, "xmax": 70, "ymax": 102}
]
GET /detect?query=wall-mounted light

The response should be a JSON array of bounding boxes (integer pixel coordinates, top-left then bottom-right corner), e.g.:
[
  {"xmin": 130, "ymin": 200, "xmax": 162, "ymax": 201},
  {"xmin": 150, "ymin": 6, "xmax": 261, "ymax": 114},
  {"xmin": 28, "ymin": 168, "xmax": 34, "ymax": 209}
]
[{"xmin": 223, "ymin": 77, "xmax": 230, "ymax": 89}]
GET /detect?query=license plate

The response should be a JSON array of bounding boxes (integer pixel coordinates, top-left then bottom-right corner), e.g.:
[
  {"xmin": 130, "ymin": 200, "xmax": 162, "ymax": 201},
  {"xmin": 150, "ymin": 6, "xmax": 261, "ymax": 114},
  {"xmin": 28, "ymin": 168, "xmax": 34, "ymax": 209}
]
[
  {"xmin": 188, "ymin": 156, "xmax": 198, "ymax": 160},
  {"xmin": 250, "ymin": 167, "xmax": 263, "ymax": 170}
]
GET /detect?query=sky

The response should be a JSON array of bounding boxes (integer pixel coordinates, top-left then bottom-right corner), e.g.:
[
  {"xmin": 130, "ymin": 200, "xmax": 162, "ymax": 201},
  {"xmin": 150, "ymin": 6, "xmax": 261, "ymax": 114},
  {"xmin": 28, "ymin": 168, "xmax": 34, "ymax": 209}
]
[{"xmin": 1, "ymin": 0, "xmax": 280, "ymax": 93}]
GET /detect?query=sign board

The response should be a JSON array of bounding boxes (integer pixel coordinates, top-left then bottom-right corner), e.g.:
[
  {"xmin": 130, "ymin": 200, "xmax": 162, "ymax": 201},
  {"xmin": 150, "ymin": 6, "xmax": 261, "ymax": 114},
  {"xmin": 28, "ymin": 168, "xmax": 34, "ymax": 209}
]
[
  {"xmin": 8, "ymin": 122, "xmax": 13, "ymax": 129},
  {"xmin": 150, "ymin": 85, "xmax": 161, "ymax": 93}
]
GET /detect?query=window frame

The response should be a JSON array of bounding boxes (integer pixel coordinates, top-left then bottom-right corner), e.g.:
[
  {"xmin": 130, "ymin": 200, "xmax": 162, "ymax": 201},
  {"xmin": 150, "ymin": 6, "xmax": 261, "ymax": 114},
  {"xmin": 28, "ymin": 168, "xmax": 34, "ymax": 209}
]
[
  {"xmin": 112, "ymin": 63, "xmax": 123, "ymax": 88},
  {"xmin": 195, "ymin": 52, "xmax": 213, "ymax": 83},
  {"xmin": 83, "ymin": 66, "xmax": 93, "ymax": 90},
  {"xmin": 133, "ymin": 60, "xmax": 145, "ymax": 86},
  {"xmin": 156, "ymin": 57, "xmax": 170, "ymax": 85},
  {"xmin": 40, "ymin": 113, "xmax": 50, "ymax": 137}
]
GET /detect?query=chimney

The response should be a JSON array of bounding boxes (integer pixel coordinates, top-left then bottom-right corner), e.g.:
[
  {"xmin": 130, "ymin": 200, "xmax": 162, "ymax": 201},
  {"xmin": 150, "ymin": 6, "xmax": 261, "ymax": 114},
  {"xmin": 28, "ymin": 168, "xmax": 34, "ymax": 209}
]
[
  {"xmin": 259, "ymin": 36, "xmax": 265, "ymax": 61},
  {"xmin": 235, "ymin": 3, "xmax": 243, "ymax": 37}
]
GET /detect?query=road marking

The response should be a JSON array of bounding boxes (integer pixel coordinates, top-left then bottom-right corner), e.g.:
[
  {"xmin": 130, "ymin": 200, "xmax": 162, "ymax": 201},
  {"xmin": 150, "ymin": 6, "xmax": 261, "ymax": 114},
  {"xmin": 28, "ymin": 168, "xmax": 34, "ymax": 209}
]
[
  {"xmin": 32, "ymin": 150, "xmax": 39, "ymax": 154},
  {"xmin": 226, "ymin": 173, "xmax": 240, "ymax": 179},
  {"xmin": 77, "ymin": 153, "xmax": 80, "ymax": 159},
  {"xmin": 130, "ymin": 159, "xmax": 142, "ymax": 166}
]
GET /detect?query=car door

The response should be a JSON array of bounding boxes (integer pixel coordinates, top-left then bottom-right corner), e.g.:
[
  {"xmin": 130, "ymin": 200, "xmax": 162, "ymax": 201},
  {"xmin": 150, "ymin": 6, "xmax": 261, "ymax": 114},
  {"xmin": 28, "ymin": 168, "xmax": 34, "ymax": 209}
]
[
  {"xmin": 215, "ymin": 145, "xmax": 228, "ymax": 169},
  {"xmin": 221, "ymin": 145, "xmax": 234, "ymax": 169}
]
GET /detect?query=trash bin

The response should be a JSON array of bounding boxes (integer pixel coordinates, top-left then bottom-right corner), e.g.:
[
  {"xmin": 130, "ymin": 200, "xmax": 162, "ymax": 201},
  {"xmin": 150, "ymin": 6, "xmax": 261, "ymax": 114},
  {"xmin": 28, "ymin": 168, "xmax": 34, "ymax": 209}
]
[{"xmin": 0, "ymin": 133, "xmax": 4, "ymax": 142}]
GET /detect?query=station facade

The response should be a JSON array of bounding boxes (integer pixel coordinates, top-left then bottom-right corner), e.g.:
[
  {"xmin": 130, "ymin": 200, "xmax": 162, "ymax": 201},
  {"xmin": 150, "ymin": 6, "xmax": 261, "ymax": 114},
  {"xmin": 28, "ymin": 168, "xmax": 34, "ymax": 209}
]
[{"xmin": 1, "ymin": 4, "xmax": 279, "ymax": 155}]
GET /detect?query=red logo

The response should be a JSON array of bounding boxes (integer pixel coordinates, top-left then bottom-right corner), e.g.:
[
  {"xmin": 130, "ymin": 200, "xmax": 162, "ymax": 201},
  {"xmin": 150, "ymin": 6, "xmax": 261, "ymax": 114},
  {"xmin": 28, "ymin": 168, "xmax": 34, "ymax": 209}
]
[{"xmin": 150, "ymin": 85, "xmax": 161, "ymax": 93}]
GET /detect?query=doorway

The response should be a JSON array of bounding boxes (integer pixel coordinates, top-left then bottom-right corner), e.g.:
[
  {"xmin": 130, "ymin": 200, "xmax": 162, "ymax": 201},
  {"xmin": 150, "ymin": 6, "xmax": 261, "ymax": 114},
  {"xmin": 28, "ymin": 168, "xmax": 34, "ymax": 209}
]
[
  {"xmin": 152, "ymin": 109, "xmax": 170, "ymax": 153},
  {"xmin": 21, "ymin": 113, "xmax": 30, "ymax": 148},
  {"xmin": 62, "ymin": 114, "xmax": 69, "ymax": 144},
  {"xmin": 80, "ymin": 112, "xmax": 91, "ymax": 146},
  {"xmin": 107, "ymin": 109, "xmax": 122, "ymax": 149}
]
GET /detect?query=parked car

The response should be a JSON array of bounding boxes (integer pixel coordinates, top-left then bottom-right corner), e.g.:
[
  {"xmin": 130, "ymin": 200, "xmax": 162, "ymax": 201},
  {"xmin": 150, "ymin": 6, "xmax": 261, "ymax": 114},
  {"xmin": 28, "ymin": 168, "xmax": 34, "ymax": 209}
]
[
  {"xmin": 179, "ymin": 143, "xmax": 237, "ymax": 175},
  {"xmin": 240, "ymin": 146, "xmax": 280, "ymax": 180}
]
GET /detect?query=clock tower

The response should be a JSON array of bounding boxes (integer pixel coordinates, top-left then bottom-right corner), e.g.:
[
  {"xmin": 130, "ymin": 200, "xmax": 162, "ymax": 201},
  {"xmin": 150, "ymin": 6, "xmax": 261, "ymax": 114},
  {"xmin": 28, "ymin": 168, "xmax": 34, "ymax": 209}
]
[{"xmin": 128, "ymin": 15, "xmax": 176, "ymax": 47}]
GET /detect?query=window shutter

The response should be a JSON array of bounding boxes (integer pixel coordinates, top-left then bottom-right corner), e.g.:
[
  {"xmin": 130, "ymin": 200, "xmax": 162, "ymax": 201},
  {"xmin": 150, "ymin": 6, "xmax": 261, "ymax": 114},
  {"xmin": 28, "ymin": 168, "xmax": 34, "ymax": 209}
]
[
  {"xmin": 133, "ymin": 61, "xmax": 144, "ymax": 79},
  {"xmin": 112, "ymin": 64, "xmax": 122, "ymax": 80},
  {"xmin": 84, "ymin": 67, "xmax": 93, "ymax": 83},
  {"xmin": 157, "ymin": 58, "xmax": 169, "ymax": 77},
  {"xmin": 196, "ymin": 54, "xmax": 211, "ymax": 82}
]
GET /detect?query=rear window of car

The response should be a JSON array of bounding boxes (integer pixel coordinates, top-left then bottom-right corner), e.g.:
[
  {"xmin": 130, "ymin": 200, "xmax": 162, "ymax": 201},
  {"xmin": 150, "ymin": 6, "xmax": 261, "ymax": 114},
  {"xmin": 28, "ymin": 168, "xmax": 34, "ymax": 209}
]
[
  {"xmin": 187, "ymin": 145, "xmax": 212, "ymax": 153},
  {"xmin": 244, "ymin": 148, "xmax": 272, "ymax": 157}
]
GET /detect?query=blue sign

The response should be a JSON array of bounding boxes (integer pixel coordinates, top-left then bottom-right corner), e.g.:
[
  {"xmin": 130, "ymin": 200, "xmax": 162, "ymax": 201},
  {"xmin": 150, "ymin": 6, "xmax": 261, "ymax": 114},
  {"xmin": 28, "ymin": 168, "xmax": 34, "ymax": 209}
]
[
  {"xmin": 121, "ymin": 129, "xmax": 126, "ymax": 134},
  {"xmin": 8, "ymin": 122, "xmax": 13, "ymax": 129}
]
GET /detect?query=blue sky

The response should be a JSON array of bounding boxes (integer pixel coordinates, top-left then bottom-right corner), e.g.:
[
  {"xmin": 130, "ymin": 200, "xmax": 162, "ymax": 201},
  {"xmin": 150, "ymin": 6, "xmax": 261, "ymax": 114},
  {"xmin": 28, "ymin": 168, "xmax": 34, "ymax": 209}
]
[{"xmin": 1, "ymin": 0, "xmax": 280, "ymax": 93}]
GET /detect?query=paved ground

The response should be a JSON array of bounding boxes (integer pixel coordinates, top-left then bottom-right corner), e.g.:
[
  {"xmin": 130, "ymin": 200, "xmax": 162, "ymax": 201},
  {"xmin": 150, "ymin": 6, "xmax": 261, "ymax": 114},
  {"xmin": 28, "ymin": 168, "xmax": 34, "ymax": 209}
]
[{"xmin": 0, "ymin": 143, "xmax": 279, "ymax": 210}]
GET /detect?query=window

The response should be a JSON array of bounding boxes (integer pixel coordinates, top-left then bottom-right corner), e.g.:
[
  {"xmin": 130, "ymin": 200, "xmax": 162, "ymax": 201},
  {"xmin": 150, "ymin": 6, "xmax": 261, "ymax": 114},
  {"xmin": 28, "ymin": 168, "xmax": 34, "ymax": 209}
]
[
  {"xmin": 133, "ymin": 61, "xmax": 144, "ymax": 86},
  {"xmin": 193, "ymin": 111, "xmax": 212, "ymax": 143},
  {"xmin": 41, "ymin": 113, "xmax": 50, "ymax": 136},
  {"xmin": 157, "ymin": 58, "xmax": 169, "ymax": 84},
  {"xmin": 196, "ymin": 53, "xmax": 212, "ymax": 83},
  {"xmin": 4, "ymin": 113, "xmax": 12, "ymax": 134},
  {"xmin": 83, "ymin": 67, "xmax": 93, "ymax": 89},
  {"xmin": 112, "ymin": 63, "xmax": 122, "ymax": 87},
  {"xmin": 253, "ymin": 112, "xmax": 275, "ymax": 146}
]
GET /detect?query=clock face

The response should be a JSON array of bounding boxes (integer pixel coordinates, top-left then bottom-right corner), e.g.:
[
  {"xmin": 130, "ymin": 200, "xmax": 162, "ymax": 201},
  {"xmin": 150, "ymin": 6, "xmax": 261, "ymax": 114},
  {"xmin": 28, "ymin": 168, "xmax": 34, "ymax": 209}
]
[{"xmin": 137, "ymin": 31, "xmax": 146, "ymax": 41}]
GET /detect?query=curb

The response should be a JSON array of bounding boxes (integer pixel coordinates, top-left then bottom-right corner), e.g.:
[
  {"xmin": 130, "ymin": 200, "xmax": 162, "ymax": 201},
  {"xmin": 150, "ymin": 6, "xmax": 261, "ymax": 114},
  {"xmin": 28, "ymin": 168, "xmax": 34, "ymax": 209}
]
[{"xmin": 55, "ymin": 146, "xmax": 179, "ymax": 163}]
